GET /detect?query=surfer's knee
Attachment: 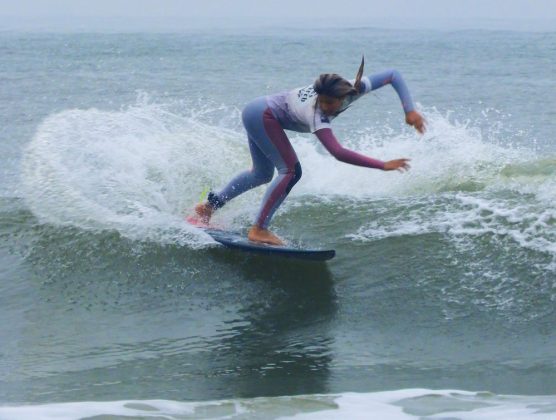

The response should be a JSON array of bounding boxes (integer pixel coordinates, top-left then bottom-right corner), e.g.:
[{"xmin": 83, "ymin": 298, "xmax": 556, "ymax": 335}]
[
  {"xmin": 252, "ymin": 166, "xmax": 274, "ymax": 185},
  {"xmin": 293, "ymin": 162, "xmax": 302, "ymax": 184},
  {"xmin": 284, "ymin": 162, "xmax": 302, "ymax": 194}
]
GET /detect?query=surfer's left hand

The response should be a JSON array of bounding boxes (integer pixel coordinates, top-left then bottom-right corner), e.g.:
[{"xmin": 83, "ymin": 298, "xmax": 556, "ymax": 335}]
[
  {"xmin": 384, "ymin": 158, "xmax": 411, "ymax": 172},
  {"xmin": 405, "ymin": 111, "xmax": 426, "ymax": 134}
]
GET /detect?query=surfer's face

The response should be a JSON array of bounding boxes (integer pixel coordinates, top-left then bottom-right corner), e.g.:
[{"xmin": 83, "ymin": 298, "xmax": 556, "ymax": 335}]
[{"xmin": 318, "ymin": 94, "xmax": 344, "ymax": 116}]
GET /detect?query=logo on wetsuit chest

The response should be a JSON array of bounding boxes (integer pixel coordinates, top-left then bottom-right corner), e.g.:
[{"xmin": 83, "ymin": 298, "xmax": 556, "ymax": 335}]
[{"xmin": 297, "ymin": 86, "xmax": 317, "ymax": 103}]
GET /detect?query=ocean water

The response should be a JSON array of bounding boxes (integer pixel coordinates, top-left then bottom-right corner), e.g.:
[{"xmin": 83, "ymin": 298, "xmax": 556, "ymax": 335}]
[{"xmin": 1, "ymin": 25, "xmax": 556, "ymax": 419}]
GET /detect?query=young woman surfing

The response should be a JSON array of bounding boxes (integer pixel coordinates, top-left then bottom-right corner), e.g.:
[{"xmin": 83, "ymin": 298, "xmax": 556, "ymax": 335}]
[{"xmin": 191, "ymin": 57, "xmax": 425, "ymax": 245}]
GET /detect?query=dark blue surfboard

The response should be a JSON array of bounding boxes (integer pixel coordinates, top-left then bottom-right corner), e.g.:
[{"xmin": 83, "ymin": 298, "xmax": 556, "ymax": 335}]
[{"xmin": 202, "ymin": 228, "xmax": 335, "ymax": 261}]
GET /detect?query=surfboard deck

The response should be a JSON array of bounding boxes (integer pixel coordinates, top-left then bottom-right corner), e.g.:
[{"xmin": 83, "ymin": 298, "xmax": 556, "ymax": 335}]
[{"xmin": 186, "ymin": 217, "xmax": 335, "ymax": 261}]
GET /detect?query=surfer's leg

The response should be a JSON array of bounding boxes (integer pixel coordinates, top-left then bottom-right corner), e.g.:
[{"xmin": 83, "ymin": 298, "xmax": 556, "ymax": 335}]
[
  {"xmin": 252, "ymin": 108, "xmax": 302, "ymax": 230},
  {"xmin": 195, "ymin": 139, "xmax": 273, "ymax": 222},
  {"xmin": 195, "ymin": 98, "xmax": 274, "ymax": 222},
  {"xmin": 217, "ymin": 100, "xmax": 301, "ymax": 244},
  {"xmin": 213, "ymin": 136, "xmax": 274, "ymax": 204}
]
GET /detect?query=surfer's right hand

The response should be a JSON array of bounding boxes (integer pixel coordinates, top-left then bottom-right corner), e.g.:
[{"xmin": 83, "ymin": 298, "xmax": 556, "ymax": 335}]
[{"xmin": 405, "ymin": 111, "xmax": 426, "ymax": 134}]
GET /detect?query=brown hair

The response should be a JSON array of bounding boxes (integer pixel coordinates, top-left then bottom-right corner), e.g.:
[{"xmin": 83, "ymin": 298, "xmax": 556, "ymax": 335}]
[{"xmin": 313, "ymin": 55, "xmax": 365, "ymax": 99}]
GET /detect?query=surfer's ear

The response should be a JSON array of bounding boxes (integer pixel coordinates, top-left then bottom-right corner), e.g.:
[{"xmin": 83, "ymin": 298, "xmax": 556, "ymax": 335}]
[{"xmin": 354, "ymin": 55, "xmax": 364, "ymax": 93}]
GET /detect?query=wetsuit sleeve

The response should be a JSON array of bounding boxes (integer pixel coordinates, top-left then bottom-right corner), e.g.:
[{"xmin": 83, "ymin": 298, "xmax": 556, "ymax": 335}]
[
  {"xmin": 315, "ymin": 128, "xmax": 385, "ymax": 170},
  {"xmin": 367, "ymin": 69, "xmax": 416, "ymax": 113}
]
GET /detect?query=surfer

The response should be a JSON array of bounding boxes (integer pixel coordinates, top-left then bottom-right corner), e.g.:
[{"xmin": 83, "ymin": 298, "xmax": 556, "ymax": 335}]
[{"xmin": 192, "ymin": 57, "xmax": 425, "ymax": 245}]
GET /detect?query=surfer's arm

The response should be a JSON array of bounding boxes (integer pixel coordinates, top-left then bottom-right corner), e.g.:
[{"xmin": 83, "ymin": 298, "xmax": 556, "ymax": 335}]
[
  {"xmin": 367, "ymin": 69, "xmax": 425, "ymax": 133},
  {"xmin": 315, "ymin": 128, "xmax": 385, "ymax": 170},
  {"xmin": 367, "ymin": 69, "xmax": 415, "ymax": 113}
]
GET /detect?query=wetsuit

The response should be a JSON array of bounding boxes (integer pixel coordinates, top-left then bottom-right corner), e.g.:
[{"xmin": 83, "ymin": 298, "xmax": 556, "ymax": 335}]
[{"xmin": 207, "ymin": 69, "xmax": 416, "ymax": 229}]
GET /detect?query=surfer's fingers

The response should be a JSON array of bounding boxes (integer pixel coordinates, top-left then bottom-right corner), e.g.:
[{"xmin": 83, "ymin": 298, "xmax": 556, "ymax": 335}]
[{"xmin": 398, "ymin": 161, "xmax": 411, "ymax": 172}]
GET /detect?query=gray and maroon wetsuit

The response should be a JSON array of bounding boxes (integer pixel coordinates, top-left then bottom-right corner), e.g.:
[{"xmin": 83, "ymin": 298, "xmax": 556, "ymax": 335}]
[{"xmin": 207, "ymin": 69, "xmax": 417, "ymax": 229}]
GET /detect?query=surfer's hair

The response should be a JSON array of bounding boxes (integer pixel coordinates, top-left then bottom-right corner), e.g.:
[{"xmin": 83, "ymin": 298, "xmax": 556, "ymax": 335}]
[{"xmin": 313, "ymin": 55, "xmax": 365, "ymax": 98}]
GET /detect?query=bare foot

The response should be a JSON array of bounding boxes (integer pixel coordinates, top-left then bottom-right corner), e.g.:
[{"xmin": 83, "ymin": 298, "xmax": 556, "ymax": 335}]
[
  {"xmin": 248, "ymin": 226, "xmax": 284, "ymax": 246},
  {"xmin": 194, "ymin": 202, "xmax": 213, "ymax": 224}
]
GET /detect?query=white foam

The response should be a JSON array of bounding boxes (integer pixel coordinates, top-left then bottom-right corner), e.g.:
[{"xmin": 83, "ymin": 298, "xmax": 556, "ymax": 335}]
[
  {"xmin": 291, "ymin": 106, "xmax": 540, "ymax": 199},
  {"xmin": 349, "ymin": 191, "xmax": 556, "ymax": 263},
  {"xmin": 21, "ymin": 99, "xmax": 251, "ymax": 247},
  {"xmin": 284, "ymin": 389, "xmax": 556, "ymax": 420},
  {"xmin": 2, "ymin": 389, "xmax": 556, "ymax": 420}
]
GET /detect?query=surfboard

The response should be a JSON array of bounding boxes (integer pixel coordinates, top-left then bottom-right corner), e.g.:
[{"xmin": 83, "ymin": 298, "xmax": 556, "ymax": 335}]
[
  {"xmin": 201, "ymin": 227, "xmax": 335, "ymax": 261},
  {"xmin": 186, "ymin": 216, "xmax": 335, "ymax": 261}
]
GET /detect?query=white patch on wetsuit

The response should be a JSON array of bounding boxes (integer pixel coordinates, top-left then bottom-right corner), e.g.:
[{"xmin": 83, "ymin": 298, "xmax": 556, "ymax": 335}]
[{"xmin": 276, "ymin": 76, "xmax": 371, "ymax": 133}]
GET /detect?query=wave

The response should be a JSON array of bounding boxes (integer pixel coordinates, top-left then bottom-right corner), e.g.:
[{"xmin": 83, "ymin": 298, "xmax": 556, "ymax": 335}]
[
  {"xmin": 21, "ymin": 97, "xmax": 555, "ymax": 251},
  {"xmin": 2, "ymin": 389, "xmax": 556, "ymax": 419}
]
